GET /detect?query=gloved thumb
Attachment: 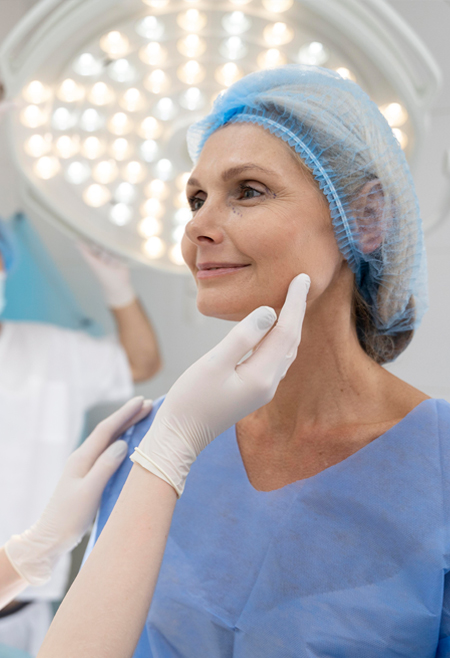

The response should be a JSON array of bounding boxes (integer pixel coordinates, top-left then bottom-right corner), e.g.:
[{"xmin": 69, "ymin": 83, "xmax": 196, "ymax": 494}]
[{"xmin": 210, "ymin": 305, "xmax": 277, "ymax": 368}]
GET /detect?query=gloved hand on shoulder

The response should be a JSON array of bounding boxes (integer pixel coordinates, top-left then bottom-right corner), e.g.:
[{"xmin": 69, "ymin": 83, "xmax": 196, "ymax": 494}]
[{"xmin": 5, "ymin": 397, "xmax": 152, "ymax": 587}]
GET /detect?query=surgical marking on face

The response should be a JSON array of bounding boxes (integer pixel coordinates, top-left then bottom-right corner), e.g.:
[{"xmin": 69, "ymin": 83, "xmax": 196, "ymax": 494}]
[{"xmin": 227, "ymin": 199, "xmax": 243, "ymax": 217}]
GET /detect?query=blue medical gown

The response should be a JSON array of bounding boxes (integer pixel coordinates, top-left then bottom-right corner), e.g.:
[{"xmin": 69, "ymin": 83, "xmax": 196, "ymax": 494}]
[{"xmin": 88, "ymin": 398, "xmax": 450, "ymax": 657}]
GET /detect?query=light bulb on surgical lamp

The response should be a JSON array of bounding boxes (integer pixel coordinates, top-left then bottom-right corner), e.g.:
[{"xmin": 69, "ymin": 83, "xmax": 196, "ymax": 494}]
[
  {"xmin": 20, "ymin": 105, "xmax": 47, "ymax": 128},
  {"xmin": 83, "ymin": 183, "xmax": 111, "ymax": 207},
  {"xmin": 141, "ymin": 198, "xmax": 164, "ymax": 217},
  {"xmin": 139, "ymin": 42, "xmax": 167, "ymax": 66},
  {"xmin": 138, "ymin": 216, "xmax": 163, "ymax": 238},
  {"xmin": 120, "ymin": 88, "xmax": 145, "ymax": 112},
  {"xmin": 34, "ymin": 156, "xmax": 60, "ymax": 179},
  {"xmin": 335, "ymin": 67, "xmax": 356, "ymax": 82},
  {"xmin": 108, "ymin": 59, "xmax": 136, "ymax": 83},
  {"xmin": 177, "ymin": 9, "xmax": 207, "ymax": 32},
  {"xmin": 107, "ymin": 112, "xmax": 133, "ymax": 136},
  {"xmin": 100, "ymin": 31, "xmax": 129, "ymax": 58},
  {"xmin": 52, "ymin": 107, "xmax": 77, "ymax": 131},
  {"xmin": 155, "ymin": 158, "xmax": 173, "ymax": 180},
  {"xmin": 92, "ymin": 159, "xmax": 119, "ymax": 184},
  {"xmin": 392, "ymin": 128, "xmax": 408, "ymax": 150},
  {"xmin": 380, "ymin": 102, "xmax": 408, "ymax": 127},
  {"xmin": 81, "ymin": 136, "xmax": 105, "ymax": 159},
  {"xmin": 177, "ymin": 60, "xmax": 205, "ymax": 85},
  {"xmin": 143, "ymin": 236, "xmax": 166, "ymax": 259},
  {"xmin": 220, "ymin": 37, "xmax": 248, "ymax": 60},
  {"xmin": 88, "ymin": 82, "xmax": 115, "ymax": 106},
  {"xmin": 73, "ymin": 53, "xmax": 102, "ymax": 76},
  {"xmin": 110, "ymin": 203, "xmax": 132, "ymax": 226},
  {"xmin": 298, "ymin": 42, "xmax": 329, "ymax": 65},
  {"xmin": 154, "ymin": 97, "xmax": 177, "ymax": 120},
  {"xmin": 55, "ymin": 135, "xmax": 80, "ymax": 159},
  {"xmin": 80, "ymin": 108, "xmax": 104, "ymax": 132},
  {"xmin": 215, "ymin": 62, "xmax": 243, "ymax": 87},
  {"xmin": 23, "ymin": 80, "xmax": 51, "ymax": 104},
  {"xmin": 144, "ymin": 70, "xmax": 170, "ymax": 94},
  {"xmin": 109, "ymin": 138, "xmax": 132, "ymax": 161},
  {"xmin": 177, "ymin": 34, "xmax": 206, "ymax": 58},
  {"xmin": 114, "ymin": 182, "xmax": 136, "ymax": 204},
  {"xmin": 122, "ymin": 161, "xmax": 146, "ymax": 184},
  {"xmin": 263, "ymin": 22, "xmax": 293, "ymax": 46},
  {"xmin": 24, "ymin": 134, "xmax": 52, "ymax": 157},
  {"xmin": 145, "ymin": 179, "xmax": 169, "ymax": 199},
  {"xmin": 57, "ymin": 79, "xmax": 85, "ymax": 103},
  {"xmin": 135, "ymin": 16, "xmax": 165, "ymax": 39},
  {"xmin": 138, "ymin": 117, "xmax": 162, "ymax": 140},
  {"xmin": 222, "ymin": 11, "xmax": 251, "ymax": 35},
  {"xmin": 65, "ymin": 161, "xmax": 91, "ymax": 184},
  {"xmin": 258, "ymin": 48, "xmax": 287, "ymax": 69}
]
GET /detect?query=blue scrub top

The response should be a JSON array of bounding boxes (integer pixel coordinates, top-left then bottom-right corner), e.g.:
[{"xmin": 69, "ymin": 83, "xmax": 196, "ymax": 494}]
[{"xmin": 91, "ymin": 398, "xmax": 450, "ymax": 657}]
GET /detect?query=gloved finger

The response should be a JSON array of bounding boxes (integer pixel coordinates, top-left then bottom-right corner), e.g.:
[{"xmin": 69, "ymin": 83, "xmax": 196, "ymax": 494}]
[
  {"xmin": 83, "ymin": 439, "xmax": 128, "ymax": 499},
  {"xmin": 208, "ymin": 306, "xmax": 277, "ymax": 369},
  {"xmin": 70, "ymin": 397, "xmax": 147, "ymax": 476},
  {"xmin": 238, "ymin": 273, "xmax": 310, "ymax": 381},
  {"xmin": 120, "ymin": 399, "xmax": 153, "ymax": 434},
  {"xmin": 77, "ymin": 241, "xmax": 125, "ymax": 269}
]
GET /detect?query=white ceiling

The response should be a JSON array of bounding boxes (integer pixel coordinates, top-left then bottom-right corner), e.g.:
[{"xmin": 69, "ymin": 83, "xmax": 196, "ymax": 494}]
[{"xmin": 0, "ymin": 0, "xmax": 448, "ymax": 412}]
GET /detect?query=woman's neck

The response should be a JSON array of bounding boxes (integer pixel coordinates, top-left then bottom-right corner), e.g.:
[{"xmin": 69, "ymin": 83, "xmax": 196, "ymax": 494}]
[{"xmin": 245, "ymin": 280, "xmax": 425, "ymax": 441}]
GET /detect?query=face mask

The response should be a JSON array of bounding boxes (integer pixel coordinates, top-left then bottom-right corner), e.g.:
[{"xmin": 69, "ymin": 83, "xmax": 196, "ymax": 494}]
[{"xmin": 0, "ymin": 271, "xmax": 6, "ymax": 316}]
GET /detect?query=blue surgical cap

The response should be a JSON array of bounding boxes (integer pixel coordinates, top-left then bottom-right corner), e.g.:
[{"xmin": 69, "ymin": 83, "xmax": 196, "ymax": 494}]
[
  {"xmin": 0, "ymin": 220, "xmax": 16, "ymax": 272},
  {"xmin": 187, "ymin": 65, "xmax": 427, "ymax": 347}
]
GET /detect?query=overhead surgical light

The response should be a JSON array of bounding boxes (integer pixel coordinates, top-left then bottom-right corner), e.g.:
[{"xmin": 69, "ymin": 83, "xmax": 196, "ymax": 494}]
[{"xmin": 0, "ymin": 0, "xmax": 441, "ymax": 271}]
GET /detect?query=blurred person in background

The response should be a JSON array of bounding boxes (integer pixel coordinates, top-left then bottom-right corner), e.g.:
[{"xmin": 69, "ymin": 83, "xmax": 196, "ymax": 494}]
[
  {"xmin": 0, "ymin": 221, "xmax": 161, "ymax": 655},
  {"xmin": 0, "ymin": 397, "xmax": 153, "ymax": 658}
]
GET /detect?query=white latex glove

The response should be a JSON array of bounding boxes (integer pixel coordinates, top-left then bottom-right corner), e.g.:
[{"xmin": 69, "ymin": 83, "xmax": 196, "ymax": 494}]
[
  {"xmin": 131, "ymin": 273, "xmax": 310, "ymax": 496},
  {"xmin": 78, "ymin": 242, "xmax": 136, "ymax": 309},
  {"xmin": 5, "ymin": 397, "xmax": 152, "ymax": 587}
]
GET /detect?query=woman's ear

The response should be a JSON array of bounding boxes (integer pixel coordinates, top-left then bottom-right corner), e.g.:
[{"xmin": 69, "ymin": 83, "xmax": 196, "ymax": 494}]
[{"xmin": 351, "ymin": 180, "xmax": 385, "ymax": 254}]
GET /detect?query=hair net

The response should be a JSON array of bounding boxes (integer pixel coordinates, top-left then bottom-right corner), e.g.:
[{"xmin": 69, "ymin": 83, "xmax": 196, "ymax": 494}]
[
  {"xmin": 0, "ymin": 219, "xmax": 16, "ymax": 272},
  {"xmin": 187, "ymin": 65, "xmax": 427, "ymax": 343}
]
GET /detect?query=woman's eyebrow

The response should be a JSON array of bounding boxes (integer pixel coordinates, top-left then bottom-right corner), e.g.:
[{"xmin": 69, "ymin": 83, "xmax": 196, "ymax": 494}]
[
  {"xmin": 221, "ymin": 164, "xmax": 276, "ymax": 181},
  {"xmin": 187, "ymin": 164, "xmax": 276, "ymax": 189}
]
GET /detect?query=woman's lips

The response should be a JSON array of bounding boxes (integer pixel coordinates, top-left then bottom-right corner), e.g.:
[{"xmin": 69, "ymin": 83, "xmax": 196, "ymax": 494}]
[{"xmin": 196, "ymin": 263, "xmax": 250, "ymax": 279}]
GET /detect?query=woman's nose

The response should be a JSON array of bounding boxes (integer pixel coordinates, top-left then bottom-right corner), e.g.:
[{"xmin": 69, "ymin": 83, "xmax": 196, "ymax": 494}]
[{"xmin": 184, "ymin": 201, "xmax": 225, "ymax": 245}]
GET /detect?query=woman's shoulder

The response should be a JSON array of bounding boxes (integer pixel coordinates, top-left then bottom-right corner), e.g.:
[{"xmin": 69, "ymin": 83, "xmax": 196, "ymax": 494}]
[
  {"xmin": 431, "ymin": 397, "xmax": 450, "ymax": 436},
  {"xmin": 409, "ymin": 397, "xmax": 450, "ymax": 463},
  {"xmin": 403, "ymin": 396, "xmax": 450, "ymax": 431}
]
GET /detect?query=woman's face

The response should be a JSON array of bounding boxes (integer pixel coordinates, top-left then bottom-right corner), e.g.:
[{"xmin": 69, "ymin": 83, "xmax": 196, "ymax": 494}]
[{"xmin": 182, "ymin": 123, "xmax": 344, "ymax": 321}]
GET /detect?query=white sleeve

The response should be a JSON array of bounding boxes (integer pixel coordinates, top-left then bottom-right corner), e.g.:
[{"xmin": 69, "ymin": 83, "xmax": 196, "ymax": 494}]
[{"xmin": 68, "ymin": 330, "xmax": 134, "ymax": 409}]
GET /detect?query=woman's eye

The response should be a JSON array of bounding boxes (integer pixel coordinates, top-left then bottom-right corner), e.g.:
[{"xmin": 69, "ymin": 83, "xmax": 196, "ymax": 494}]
[
  {"xmin": 189, "ymin": 196, "xmax": 204, "ymax": 211},
  {"xmin": 240, "ymin": 186, "xmax": 263, "ymax": 200}
]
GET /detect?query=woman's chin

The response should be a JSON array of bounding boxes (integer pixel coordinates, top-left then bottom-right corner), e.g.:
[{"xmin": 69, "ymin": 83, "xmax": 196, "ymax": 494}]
[{"xmin": 196, "ymin": 298, "xmax": 250, "ymax": 322}]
